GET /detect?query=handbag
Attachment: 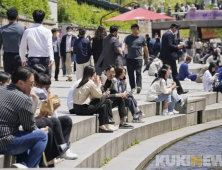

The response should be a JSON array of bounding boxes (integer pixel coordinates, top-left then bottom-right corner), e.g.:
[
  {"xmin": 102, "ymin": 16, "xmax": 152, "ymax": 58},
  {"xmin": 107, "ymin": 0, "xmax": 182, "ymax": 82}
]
[{"xmin": 40, "ymin": 91, "xmax": 54, "ymax": 116}]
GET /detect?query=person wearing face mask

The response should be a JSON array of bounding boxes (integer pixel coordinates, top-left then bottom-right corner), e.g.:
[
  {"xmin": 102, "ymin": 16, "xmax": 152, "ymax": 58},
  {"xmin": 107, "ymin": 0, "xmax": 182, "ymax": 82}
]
[
  {"xmin": 51, "ymin": 28, "xmax": 61, "ymax": 81},
  {"xmin": 60, "ymin": 26, "xmax": 77, "ymax": 81},
  {"xmin": 159, "ymin": 23, "xmax": 188, "ymax": 95},
  {"xmin": 96, "ymin": 25, "xmax": 123, "ymax": 72}
]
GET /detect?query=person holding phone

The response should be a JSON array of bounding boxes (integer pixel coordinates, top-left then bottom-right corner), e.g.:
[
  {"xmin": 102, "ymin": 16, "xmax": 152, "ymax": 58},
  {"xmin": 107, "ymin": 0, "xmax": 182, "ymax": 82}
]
[
  {"xmin": 146, "ymin": 68, "xmax": 179, "ymax": 116},
  {"xmin": 115, "ymin": 67, "xmax": 145, "ymax": 123},
  {"xmin": 203, "ymin": 62, "xmax": 222, "ymax": 92}
]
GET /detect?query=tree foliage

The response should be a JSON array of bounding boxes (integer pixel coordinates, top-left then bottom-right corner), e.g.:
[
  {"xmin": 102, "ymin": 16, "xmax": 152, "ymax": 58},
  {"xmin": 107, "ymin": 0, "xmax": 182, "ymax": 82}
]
[
  {"xmin": 0, "ymin": 0, "xmax": 51, "ymax": 19},
  {"xmin": 58, "ymin": 0, "xmax": 135, "ymax": 31}
]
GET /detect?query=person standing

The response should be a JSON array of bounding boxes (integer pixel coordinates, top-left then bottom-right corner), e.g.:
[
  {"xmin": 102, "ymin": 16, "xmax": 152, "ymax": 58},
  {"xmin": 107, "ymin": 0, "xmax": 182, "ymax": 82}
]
[
  {"xmin": 96, "ymin": 25, "xmax": 123, "ymax": 72},
  {"xmin": 0, "ymin": 8, "xmax": 24, "ymax": 74},
  {"xmin": 122, "ymin": 24, "xmax": 150, "ymax": 94},
  {"xmin": 19, "ymin": 10, "xmax": 54, "ymax": 76},
  {"xmin": 92, "ymin": 26, "xmax": 107, "ymax": 75},
  {"xmin": 60, "ymin": 26, "xmax": 77, "ymax": 81},
  {"xmin": 159, "ymin": 23, "xmax": 188, "ymax": 94},
  {"xmin": 0, "ymin": 66, "xmax": 48, "ymax": 168},
  {"xmin": 74, "ymin": 29, "xmax": 92, "ymax": 80},
  {"xmin": 51, "ymin": 28, "xmax": 60, "ymax": 81}
]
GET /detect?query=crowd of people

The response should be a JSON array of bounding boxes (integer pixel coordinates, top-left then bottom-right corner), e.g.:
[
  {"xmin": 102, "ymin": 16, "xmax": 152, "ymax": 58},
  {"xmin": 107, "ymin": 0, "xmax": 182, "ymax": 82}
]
[{"xmin": 1, "ymin": 5, "xmax": 222, "ymax": 169}]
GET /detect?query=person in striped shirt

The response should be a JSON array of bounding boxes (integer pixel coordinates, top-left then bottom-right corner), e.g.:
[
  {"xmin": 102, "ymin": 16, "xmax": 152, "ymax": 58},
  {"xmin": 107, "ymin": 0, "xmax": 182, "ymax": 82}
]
[{"xmin": 0, "ymin": 66, "xmax": 48, "ymax": 168}]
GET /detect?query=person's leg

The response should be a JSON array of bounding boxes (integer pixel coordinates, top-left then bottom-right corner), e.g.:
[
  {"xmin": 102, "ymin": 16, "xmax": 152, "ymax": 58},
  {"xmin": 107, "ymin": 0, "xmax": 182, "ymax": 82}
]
[
  {"xmin": 187, "ymin": 74, "xmax": 197, "ymax": 81},
  {"xmin": 42, "ymin": 57, "xmax": 50, "ymax": 76},
  {"xmin": 170, "ymin": 61, "xmax": 184, "ymax": 92},
  {"xmin": 126, "ymin": 59, "xmax": 136, "ymax": 89},
  {"xmin": 62, "ymin": 61, "xmax": 66, "ymax": 76},
  {"xmin": 49, "ymin": 117, "xmax": 66, "ymax": 145},
  {"xmin": 171, "ymin": 89, "xmax": 181, "ymax": 103},
  {"xmin": 168, "ymin": 95, "xmax": 177, "ymax": 111},
  {"xmin": 3, "ymin": 52, "xmax": 13, "ymax": 74},
  {"xmin": 95, "ymin": 62, "xmax": 102, "ymax": 76},
  {"xmin": 76, "ymin": 63, "xmax": 84, "ymax": 80},
  {"xmin": 12, "ymin": 53, "xmax": 22, "ymax": 73},
  {"xmin": 154, "ymin": 94, "xmax": 171, "ymax": 110},
  {"xmin": 54, "ymin": 52, "xmax": 60, "ymax": 80},
  {"xmin": 124, "ymin": 98, "xmax": 139, "ymax": 117},
  {"xmin": 35, "ymin": 117, "xmax": 53, "ymax": 129},
  {"xmin": 0, "ymin": 130, "xmax": 47, "ymax": 168},
  {"xmin": 69, "ymin": 108, "xmax": 75, "ymax": 114},
  {"xmin": 58, "ymin": 116, "xmax": 72, "ymax": 143},
  {"xmin": 135, "ymin": 59, "xmax": 143, "ymax": 88},
  {"xmin": 111, "ymin": 98, "xmax": 127, "ymax": 121},
  {"xmin": 65, "ymin": 53, "xmax": 72, "ymax": 78}
]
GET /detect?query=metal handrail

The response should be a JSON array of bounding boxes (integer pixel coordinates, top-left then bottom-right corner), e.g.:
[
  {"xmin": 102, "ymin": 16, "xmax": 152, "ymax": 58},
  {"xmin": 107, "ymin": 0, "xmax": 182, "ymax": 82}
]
[{"xmin": 100, "ymin": 1, "xmax": 140, "ymax": 25}]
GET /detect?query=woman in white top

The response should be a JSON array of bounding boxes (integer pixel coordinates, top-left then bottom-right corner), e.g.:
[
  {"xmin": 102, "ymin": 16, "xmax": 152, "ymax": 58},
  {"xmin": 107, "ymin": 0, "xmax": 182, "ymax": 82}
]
[
  {"xmin": 73, "ymin": 65, "xmax": 114, "ymax": 133},
  {"xmin": 148, "ymin": 58, "xmax": 163, "ymax": 76},
  {"xmin": 203, "ymin": 62, "xmax": 220, "ymax": 92},
  {"xmin": 146, "ymin": 68, "xmax": 178, "ymax": 116}
]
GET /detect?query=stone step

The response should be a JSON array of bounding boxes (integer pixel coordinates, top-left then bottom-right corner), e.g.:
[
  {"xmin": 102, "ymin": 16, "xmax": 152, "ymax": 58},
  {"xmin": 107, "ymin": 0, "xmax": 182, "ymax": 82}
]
[
  {"xmin": 103, "ymin": 119, "xmax": 222, "ymax": 170},
  {"xmin": 181, "ymin": 91, "xmax": 218, "ymax": 106},
  {"xmin": 201, "ymin": 101, "xmax": 222, "ymax": 123},
  {"xmin": 175, "ymin": 96, "xmax": 206, "ymax": 114},
  {"xmin": 56, "ymin": 113, "xmax": 198, "ymax": 168}
]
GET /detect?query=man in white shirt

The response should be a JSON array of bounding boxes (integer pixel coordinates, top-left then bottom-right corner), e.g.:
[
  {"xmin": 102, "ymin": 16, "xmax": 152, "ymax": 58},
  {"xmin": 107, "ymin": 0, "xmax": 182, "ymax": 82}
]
[
  {"xmin": 67, "ymin": 79, "xmax": 81, "ymax": 114},
  {"xmin": 19, "ymin": 10, "xmax": 54, "ymax": 76}
]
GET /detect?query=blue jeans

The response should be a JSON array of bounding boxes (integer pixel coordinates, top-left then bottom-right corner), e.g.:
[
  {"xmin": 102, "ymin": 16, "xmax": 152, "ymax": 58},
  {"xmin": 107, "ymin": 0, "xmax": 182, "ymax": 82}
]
[
  {"xmin": 154, "ymin": 94, "xmax": 171, "ymax": 103},
  {"xmin": 0, "ymin": 130, "xmax": 47, "ymax": 168},
  {"xmin": 169, "ymin": 89, "xmax": 181, "ymax": 111},
  {"xmin": 187, "ymin": 74, "xmax": 197, "ymax": 81}
]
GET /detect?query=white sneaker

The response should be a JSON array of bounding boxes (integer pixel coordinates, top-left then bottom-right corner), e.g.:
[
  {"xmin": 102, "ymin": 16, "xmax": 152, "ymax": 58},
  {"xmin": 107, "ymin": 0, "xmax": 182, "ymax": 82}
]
[
  {"xmin": 105, "ymin": 124, "xmax": 118, "ymax": 131},
  {"xmin": 173, "ymin": 109, "xmax": 179, "ymax": 114},
  {"xmin": 161, "ymin": 109, "xmax": 168, "ymax": 116},
  {"xmin": 180, "ymin": 97, "xmax": 188, "ymax": 107},
  {"xmin": 168, "ymin": 111, "xmax": 174, "ymax": 116},
  {"xmin": 11, "ymin": 163, "xmax": 28, "ymax": 169},
  {"xmin": 61, "ymin": 149, "xmax": 78, "ymax": 160}
]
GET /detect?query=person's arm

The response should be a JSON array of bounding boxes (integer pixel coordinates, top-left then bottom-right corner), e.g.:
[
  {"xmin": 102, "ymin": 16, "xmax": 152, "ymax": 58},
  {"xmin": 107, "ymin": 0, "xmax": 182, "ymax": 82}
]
[
  {"xmin": 90, "ymin": 83, "xmax": 103, "ymax": 98},
  {"xmin": 60, "ymin": 36, "xmax": 64, "ymax": 59},
  {"xmin": 47, "ymin": 32, "xmax": 54, "ymax": 67},
  {"xmin": 88, "ymin": 40, "xmax": 92, "ymax": 57},
  {"xmin": 160, "ymin": 79, "xmax": 173, "ymax": 94},
  {"xmin": 18, "ymin": 98, "xmax": 37, "ymax": 131},
  {"xmin": 184, "ymin": 64, "xmax": 190, "ymax": 76},
  {"xmin": 144, "ymin": 46, "xmax": 150, "ymax": 64},
  {"xmin": 168, "ymin": 34, "xmax": 181, "ymax": 50},
  {"xmin": 19, "ymin": 30, "xmax": 28, "ymax": 65},
  {"xmin": 113, "ymin": 38, "xmax": 121, "ymax": 54},
  {"xmin": 205, "ymin": 71, "xmax": 218, "ymax": 84}
]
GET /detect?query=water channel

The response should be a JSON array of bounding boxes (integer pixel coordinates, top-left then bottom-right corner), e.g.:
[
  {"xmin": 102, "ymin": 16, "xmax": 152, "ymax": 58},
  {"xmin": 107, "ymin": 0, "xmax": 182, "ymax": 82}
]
[{"xmin": 144, "ymin": 126, "xmax": 222, "ymax": 170}]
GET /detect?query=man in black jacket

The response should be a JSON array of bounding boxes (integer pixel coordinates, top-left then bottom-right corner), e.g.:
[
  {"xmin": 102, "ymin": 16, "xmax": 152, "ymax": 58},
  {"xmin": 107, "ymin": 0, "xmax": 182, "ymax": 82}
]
[
  {"xmin": 159, "ymin": 23, "xmax": 188, "ymax": 94},
  {"xmin": 60, "ymin": 26, "xmax": 77, "ymax": 81}
]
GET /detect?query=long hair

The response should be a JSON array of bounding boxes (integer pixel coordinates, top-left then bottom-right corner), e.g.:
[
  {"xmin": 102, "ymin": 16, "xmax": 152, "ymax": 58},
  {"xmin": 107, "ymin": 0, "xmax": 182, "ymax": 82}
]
[
  {"xmin": 77, "ymin": 65, "xmax": 95, "ymax": 88},
  {"xmin": 151, "ymin": 69, "xmax": 168, "ymax": 85},
  {"xmin": 94, "ymin": 26, "xmax": 107, "ymax": 40},
  {"xmin": 208, "ymin": 62, "xmax": 217, "ymax": 76}
]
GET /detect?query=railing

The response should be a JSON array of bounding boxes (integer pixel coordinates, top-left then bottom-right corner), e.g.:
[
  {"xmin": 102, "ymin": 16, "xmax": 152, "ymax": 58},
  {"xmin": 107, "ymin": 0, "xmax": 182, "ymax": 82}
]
[{"xmin": 78, "ymin": 0, "xmax": 130, "ymax": 13}]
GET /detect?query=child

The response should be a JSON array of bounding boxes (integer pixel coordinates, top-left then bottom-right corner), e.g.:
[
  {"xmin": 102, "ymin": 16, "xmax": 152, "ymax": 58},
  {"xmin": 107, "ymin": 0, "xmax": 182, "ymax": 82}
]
[{"xmin": 0, "ymin": 71, "xmax": 11, "ymax": 86}]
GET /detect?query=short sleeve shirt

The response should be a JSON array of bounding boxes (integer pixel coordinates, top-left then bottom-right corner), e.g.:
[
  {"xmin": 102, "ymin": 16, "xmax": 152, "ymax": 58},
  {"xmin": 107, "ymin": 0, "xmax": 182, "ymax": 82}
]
[{"xmin": 124, "ymin": 34, "xmax": 147, "ymax": 60}]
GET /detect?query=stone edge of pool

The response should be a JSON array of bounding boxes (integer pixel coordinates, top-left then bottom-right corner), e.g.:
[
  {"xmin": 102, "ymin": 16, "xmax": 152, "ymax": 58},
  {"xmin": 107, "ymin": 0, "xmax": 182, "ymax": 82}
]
[{"xmin": 103, "ymin": 119, "xmax": 222, "ymax": 170}]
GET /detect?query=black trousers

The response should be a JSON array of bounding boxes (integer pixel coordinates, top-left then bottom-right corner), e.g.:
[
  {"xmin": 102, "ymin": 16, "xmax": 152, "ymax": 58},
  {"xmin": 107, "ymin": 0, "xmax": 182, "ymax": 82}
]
[
  {"xmin": 50, "ymin": 116, "xmax": 72, "ymax": 144},
  {"xmin": 110, "ymin": 98, "xmax": 127, "ymax": 119},
  {"xmin": 73, "ymin": 98, "xmax": 112, "ymax": 126},
  {"xmin": 126, "ymin": 58, "xmax": 143, "ymax": 89},
  {"xmin": 28, "ymin": 57, "xmax": 50, "ymax": 76},
  {"xmin": 35, "ymin": 118, "xmax": 61, "ymax": 162},
  {"xmin": 165, "ymin": 60, "xmax": 183, "ymax": 92},
  {"xmin": 3, "ymin": 52, "xmax": 21, "ymax": 74},
  {"xmin": 54, "ymin": 52, "xmax": 60, "ymax": 79}
]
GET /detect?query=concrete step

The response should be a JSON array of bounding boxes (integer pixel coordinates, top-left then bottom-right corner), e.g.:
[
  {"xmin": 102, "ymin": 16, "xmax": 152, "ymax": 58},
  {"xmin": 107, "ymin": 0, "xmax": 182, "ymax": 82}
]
[
  {"xmin": 56, "ymin": 113, "xmax": 198, "ymax": 168},
  {"xmin": 201, "ymin": 101, "xmax": 222, "ymax": 123},
  {"xmin": 175, "ymin": 96, "xmax": 206, "ymax": 114},
  {"xmin": 103, "ymin": 119, "xmax": 222, "ymax": 170},
  {"xmin": 181, "ymin": 91, "xmax": 219, "ymax": 106}
]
